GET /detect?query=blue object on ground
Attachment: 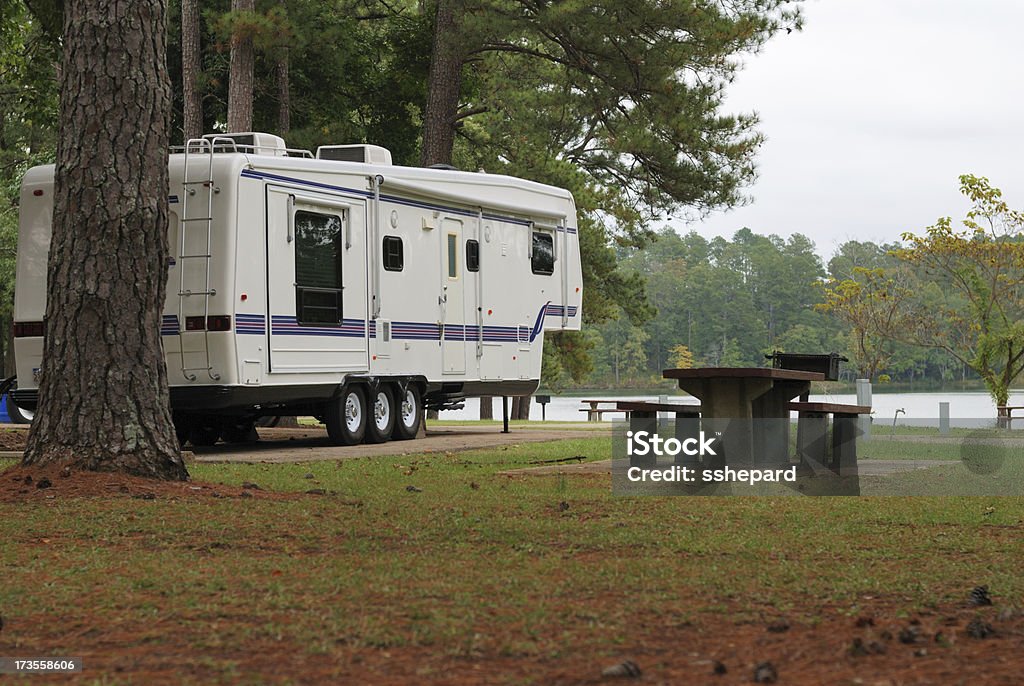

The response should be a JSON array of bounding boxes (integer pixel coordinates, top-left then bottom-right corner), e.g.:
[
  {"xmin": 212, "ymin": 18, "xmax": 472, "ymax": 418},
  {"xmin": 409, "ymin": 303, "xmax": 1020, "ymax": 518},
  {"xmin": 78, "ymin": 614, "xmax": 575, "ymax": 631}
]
[{"xmin": 0, "ymin": 394, "xmax": 11, "ymax": 423}]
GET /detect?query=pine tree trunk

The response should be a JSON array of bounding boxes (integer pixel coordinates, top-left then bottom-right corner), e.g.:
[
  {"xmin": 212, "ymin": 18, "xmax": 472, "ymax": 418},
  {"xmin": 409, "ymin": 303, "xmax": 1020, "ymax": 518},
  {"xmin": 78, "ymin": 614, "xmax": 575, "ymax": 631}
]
[
  {"xmin": 227, "ymin": 0, "xmax": 255, "ymax": 133},
  {"xmin": 517, "ymin": 396, "xmax": 531, "ymax": 420},
  {"xmin": 479, "ymin": 396, "xmax": 493, "ymax": 420},
  {"xmin": 277, "ymin": 48, "xmax": 290, "ymax": 135},
  {"xmin": 420, "ymin": 0, "xmax": 462, "ymax": 167},
  {"xmin": 23, "ymin": 0, "xmax": 187, "ymax": 480},
  {"xmin": 181, "ymin": 0, "xmax": 203, "ymax": 141}
]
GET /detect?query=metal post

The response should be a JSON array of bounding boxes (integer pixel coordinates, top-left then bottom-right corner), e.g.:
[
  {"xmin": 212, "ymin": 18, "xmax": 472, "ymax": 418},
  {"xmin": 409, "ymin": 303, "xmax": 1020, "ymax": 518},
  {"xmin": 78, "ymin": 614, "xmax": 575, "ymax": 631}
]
[
  {"xmin": 939, "ymin": 401, "xmax": 950, "ymax": 435},
  {"xmin": 502, "ymin": 396, "xmax": 509, "ymax": 434},
  {"xmin": 856, "ymin": 378, "xmax": 872, "ymax": 440}
]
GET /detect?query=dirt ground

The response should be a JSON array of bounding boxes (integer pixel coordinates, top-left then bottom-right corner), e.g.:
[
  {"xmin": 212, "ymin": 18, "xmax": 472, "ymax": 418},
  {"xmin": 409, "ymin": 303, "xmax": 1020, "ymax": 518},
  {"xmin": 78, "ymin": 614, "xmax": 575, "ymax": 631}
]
[
  {"xmin": 0, "ymin": 463, "xmax": 301, "ymax": 503},
  {"xmin": 4, "ymin": 430, "xmax": 1023, "ymax": 684},
  {"xmin": 1, "ymin": 472, "xmax": 1021, "ymax": 686}
]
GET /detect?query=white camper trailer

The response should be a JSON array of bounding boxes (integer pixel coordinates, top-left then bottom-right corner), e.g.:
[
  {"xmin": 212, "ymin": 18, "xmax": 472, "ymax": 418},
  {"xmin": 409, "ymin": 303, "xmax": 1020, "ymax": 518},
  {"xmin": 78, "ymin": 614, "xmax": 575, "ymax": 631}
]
[{"xmin": 12, "ymin": 133, "xmax": 583, "ymax": 446}]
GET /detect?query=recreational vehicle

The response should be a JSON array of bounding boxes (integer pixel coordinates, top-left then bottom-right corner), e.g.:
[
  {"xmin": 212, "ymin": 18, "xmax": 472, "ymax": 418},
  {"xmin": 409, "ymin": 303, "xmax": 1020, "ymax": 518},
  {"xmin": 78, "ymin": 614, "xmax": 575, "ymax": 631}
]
[{"xmin": 12, "ymin": 133, "xmax": 583, "ymax": 446}]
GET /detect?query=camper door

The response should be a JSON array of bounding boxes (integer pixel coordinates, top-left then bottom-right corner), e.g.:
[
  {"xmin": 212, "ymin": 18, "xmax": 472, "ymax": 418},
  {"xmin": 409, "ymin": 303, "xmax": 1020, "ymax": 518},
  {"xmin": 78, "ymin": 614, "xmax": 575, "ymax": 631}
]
[
  {"xmin": 266, "ymin": 186, "xmax": 369, "ymax": 373},
  {"xmin": 440, "ymin": 217, "xmax": 467, "ymax": 374}
]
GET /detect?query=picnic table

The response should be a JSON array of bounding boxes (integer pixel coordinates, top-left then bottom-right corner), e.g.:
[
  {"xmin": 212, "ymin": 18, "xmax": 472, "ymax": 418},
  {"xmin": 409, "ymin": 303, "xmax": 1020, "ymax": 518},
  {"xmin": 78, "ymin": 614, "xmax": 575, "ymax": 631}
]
[
  {"xmin": 663, "ymin": 367, "xmax": 824, "ymax": 467},
  {"xmin": 578, "ymin": 400, "xmax": 630, "ymax": 422},
  {"xmin": 997, "ymin": 405, "xmax": 1024, "ymax": 429},
  {"xmin": 578, "ymin": 399, "xmax": 701, "ymax": 422}
]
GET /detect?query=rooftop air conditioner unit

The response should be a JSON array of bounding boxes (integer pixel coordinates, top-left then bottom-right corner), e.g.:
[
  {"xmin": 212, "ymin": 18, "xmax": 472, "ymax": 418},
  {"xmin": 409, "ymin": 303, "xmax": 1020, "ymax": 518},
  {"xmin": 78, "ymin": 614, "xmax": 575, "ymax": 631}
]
[{"xmin": 315, "ymin": 144, "xmax": 393, "ymax": 165}]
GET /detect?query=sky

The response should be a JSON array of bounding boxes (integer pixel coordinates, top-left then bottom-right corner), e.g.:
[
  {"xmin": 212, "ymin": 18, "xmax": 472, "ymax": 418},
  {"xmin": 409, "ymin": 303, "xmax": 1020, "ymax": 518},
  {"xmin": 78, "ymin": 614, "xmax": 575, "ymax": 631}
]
[{"xmin": 685, "ymin": 0, "xmax": 1024, "ymax": 262}]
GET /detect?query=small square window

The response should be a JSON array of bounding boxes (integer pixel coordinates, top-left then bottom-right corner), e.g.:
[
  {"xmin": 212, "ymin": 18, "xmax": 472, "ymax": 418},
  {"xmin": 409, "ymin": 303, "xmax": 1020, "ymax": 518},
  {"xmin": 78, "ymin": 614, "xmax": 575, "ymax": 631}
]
[
  {"xmin": 466, "ymin": 239, "xmax": 480, "ymax": 272},
  {"xmin": 383, "ymin": 235, "xmax": 404, "ymax": 271},
  {"xmin": 531, "ymin": 231, "xmax": 554, "ymax": 275},
  {"xmin": 447, "ymin": 233, "xmax": 458, "ymax": 278}
]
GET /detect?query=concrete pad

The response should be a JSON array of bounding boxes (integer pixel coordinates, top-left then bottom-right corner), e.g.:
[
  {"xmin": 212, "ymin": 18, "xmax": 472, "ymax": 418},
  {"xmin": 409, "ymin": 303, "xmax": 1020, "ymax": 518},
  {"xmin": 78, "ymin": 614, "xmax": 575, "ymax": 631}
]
[{"xmin": 192, "ymin": 425, "xmax": 608, "ymax": 464}]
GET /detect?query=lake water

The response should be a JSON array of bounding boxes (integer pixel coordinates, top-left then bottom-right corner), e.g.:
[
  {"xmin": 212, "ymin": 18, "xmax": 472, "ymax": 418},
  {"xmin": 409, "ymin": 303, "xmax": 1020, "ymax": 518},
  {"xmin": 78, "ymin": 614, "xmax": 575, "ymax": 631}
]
[{"xmin": 439, "ymin": 390, "xmax": 1024, "ymax": 428}]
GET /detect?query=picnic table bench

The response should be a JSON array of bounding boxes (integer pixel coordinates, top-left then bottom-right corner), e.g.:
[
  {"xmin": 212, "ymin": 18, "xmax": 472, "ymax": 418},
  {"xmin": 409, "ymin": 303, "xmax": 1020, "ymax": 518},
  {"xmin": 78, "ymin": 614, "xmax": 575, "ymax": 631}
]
[
  {"xmin": 789, "ymin": 402, "xmax": 871, "ymax": 477},
  {"xmin": 619, "ymin": 401, "xmax": 702, "ymax": 467},
  {"xmin": 579, "ymin": 400, "xmax": 702, "ymax": 422},
  {"xmin": 578, "ymin": 400, "xmax": 630, "ymax": 422},
  {"xmin": 997, "ymin": 406, "xmax": 1024, "ymax": 428}
]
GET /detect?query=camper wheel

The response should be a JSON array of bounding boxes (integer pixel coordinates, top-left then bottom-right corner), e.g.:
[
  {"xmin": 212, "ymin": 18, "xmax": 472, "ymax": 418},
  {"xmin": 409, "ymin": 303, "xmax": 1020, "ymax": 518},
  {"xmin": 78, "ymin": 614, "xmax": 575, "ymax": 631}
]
[
  {"xmin": 393, "ymin": 384, "xmax": 422, "ymax": 441},
  {"xmin": 5, "ymin": 396, "xmax": 34, "ymax": 424},
  {"xmin": 222, "ymin": 419, "xmax": 258, "ymax": 444},
  {"xmin": 365, "ymin": 385, "xmax": 396, "ymax": 444},
  {"xmin": 189, "ymin": 421, "xmax": 221, "ymax": 447},
  {"xmin": 326, "ymin": 385, "xmax": 367, "ymax": 445},
  {"xmin": 172, "ymin": 413, "xmax": 191, "ymax": 445}
]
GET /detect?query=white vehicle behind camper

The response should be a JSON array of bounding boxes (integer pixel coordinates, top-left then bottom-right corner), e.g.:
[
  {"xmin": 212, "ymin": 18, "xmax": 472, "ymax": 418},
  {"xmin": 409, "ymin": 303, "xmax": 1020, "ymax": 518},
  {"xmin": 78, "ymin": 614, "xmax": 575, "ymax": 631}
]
[{"xmin": 12, "ymin": 133, "xmax": 583, "ymax": 446}]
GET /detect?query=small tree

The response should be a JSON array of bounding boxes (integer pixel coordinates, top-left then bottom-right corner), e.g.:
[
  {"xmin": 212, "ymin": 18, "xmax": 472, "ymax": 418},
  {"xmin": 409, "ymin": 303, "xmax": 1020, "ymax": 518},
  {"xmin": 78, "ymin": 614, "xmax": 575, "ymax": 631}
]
[
  {"xmin": 668, "ymin": 344, "xmax": 694, "ymax": 370},
  {"xmin": 817, "ymin": 267, "xmax": 912, "ymax": 381},
  {"xmin": 896, "ymin": 175, "xmax": 1024, "ymax": 408},
  {"xmin": 820, "ymin": 175, "xmax": 1024, "ymax": 409}
]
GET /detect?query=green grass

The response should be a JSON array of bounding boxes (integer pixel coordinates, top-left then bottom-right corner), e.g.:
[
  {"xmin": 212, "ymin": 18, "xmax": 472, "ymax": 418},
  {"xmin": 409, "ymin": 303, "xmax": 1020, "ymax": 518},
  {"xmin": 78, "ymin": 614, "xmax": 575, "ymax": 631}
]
[{"xmin": 2, "ymin": 439, "xmax": 1024, "ymax": 683}]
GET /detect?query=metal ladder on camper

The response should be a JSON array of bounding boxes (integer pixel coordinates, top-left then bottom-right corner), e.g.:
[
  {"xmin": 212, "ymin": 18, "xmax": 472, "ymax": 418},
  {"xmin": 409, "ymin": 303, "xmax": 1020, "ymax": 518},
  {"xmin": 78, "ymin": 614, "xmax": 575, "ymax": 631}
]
[{"xmin": 176, "ymin": 137, "xmax": 223, "ymax": 381}]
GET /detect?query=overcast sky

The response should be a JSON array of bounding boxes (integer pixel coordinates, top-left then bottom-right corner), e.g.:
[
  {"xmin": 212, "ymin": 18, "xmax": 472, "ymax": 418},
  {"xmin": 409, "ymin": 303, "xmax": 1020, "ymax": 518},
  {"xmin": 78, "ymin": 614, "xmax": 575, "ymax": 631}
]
[{"xmin": 685, "ymin": 0, "xmax": 1024, "ymax": 261}]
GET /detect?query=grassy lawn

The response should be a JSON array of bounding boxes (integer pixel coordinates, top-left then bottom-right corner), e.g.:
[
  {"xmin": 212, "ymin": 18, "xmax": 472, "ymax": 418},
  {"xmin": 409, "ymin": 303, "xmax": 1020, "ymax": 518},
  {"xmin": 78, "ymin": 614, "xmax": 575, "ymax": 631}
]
[{"xmin": 1, "ymin": 438, "xmax": 1023, "ymax": 684}]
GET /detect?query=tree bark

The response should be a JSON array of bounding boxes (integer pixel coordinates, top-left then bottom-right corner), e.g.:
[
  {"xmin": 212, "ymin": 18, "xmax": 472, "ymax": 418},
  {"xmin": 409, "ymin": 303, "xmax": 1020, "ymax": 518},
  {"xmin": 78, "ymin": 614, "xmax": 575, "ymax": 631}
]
[
  {"xmin": 276, "ymin": 47, "xmax": 290, "ymax": 135},
  {"xmin": 23, "ymin": 0, "xmax": 187, "ymax": 480},
  {"xmin": 227, "ymin": 0, "xmax": 255, "ymax": 133},
  {"xmin": 181, "ymin": 0, "xmax": 203, "ymax": 141},
  {"xmin": 517, "ymin": 396, "xmax": 531, "ymax": 420},
  {"xmin": 419, "ymin": 0, "xmax": 463, "ymax": 167},
  {"xmin": 479, "ymin": 396, "xmax": 493, "ymax": 419}
]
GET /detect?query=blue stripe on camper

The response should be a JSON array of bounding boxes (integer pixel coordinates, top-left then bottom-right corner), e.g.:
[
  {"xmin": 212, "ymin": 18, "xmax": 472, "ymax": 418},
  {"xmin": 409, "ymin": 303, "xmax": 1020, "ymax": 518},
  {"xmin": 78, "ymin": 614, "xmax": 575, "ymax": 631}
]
[
  {"xmin": 544, "ymin": 305, "xmax": 578, "ymax": 318},
  {"xmin": 235, "ymin": 314, "xmax": 266, "ymax": 335},
  {"xmin": 391, "ymin": 321, "xmax": 440, "ymax": 340},
  {"xmin": 160, "ymin": 314, "xmax": 179, "ymax": 335},
  {"xmin": 160, "ymin": 304, "xmax": 575, "ymax": 339},
  {"xmin": 238, "ymin": 169, "xmax": 580, "ymax": 231},
  {"xmin": 271, "ymin": 315, "xmax": 374, "ymax": 338},
  {"xmin": 529, "ymin": 302, "xmax": 550, "ymax": 342}
]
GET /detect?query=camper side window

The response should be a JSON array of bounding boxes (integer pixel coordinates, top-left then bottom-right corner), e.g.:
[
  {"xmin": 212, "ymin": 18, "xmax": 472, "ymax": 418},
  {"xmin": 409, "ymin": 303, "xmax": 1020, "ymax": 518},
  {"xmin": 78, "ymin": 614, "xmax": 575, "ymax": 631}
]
[
  {"xmin": 294, "ymin": 210, "xmax": 343, "ymax": 325},
  {"xmin": 531, "ymin": 231, "xmax": 554, "ymax": 275},
  {"xmin": 466, "ymin": 239, "xmax": 480, "ymax": 272},
  {"xmin": 383, "ymin": 236, "xmax": 404, "ymax": 271}
]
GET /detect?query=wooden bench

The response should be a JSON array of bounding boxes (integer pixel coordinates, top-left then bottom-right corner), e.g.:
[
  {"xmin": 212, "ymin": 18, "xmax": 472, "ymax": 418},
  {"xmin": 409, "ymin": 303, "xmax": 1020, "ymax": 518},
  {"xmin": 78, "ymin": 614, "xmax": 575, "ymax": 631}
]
[
  {"xmin": 617, "ymin": 401, "xmax": 702, "ymax": 467},
  {"xmin": 997, "ymin": 406, "xmax": 1024, "ymax": 428},
  {"xmin": 789, "ymin": 402, "xmax": 870, "ymax": 484},
  {"xmin": 578, "ymin": 400, "xmax": 629, "ymax": 422},
  {"xmin": 615, "ymin": 401, "xmax": 701, "ymax": 419}
]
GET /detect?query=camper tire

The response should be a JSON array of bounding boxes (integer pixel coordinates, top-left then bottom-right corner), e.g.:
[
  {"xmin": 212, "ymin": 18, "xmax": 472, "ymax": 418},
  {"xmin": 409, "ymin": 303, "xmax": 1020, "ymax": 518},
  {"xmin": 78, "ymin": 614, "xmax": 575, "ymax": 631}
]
[
  {"xmin": 189, "ymin": 421, "xmax": 221, "ymax": 447},
  {"xmin": 393, "ymin": 384, "xmax": 422, "ymax": 441},
  {"xmin": 327, "ymin": 385, "xmax": 367, "ymax": 445},
  {"xmin": 222, "ymin": 419, "xmax": 259, "ymax": 444},
  {"xmin": 172, "ymin": 413, "xmax": 191, "ymax": 446},
  {"xmin": 5, "ymin": 395, "xmax": 33, "ymax": 424},
  {"xmin": 365, "ymin": 385, "xmax": 396, "ymax": 444}
]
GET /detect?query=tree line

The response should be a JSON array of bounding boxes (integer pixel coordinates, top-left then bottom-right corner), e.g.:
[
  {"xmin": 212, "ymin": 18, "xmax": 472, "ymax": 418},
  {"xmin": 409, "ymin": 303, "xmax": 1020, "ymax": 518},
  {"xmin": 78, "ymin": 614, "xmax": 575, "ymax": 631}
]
[{"xmin": 575, "ymin": 176, "xmax": 1024, "ymax": 411}]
